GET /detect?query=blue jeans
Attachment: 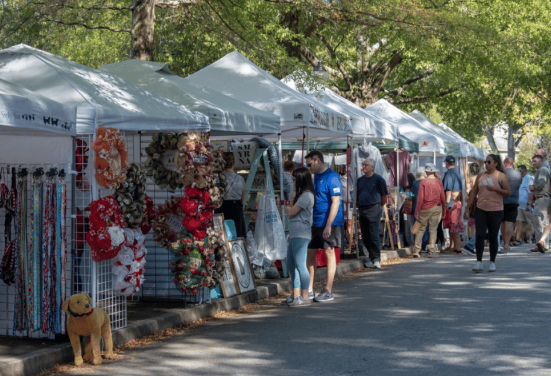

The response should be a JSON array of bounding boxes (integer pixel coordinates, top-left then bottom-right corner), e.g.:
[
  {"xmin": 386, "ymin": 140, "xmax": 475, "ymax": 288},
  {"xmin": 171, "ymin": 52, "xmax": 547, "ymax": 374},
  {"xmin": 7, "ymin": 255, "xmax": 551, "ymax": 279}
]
[
  {"xmin": 465, "ymin": 232, "xmax": 476, "ymax": 250},
  {"xmin": 287, "ymin": 238, "xmax": 310, "ymax": 290}
]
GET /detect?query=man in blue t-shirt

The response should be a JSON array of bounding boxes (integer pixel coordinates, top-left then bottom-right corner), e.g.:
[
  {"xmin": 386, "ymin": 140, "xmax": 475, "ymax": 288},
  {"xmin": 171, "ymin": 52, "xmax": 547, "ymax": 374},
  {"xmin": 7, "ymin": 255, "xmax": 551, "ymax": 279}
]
[
  {"xmin": 305, "ymin": 150, "xmax": 343, "ymax": 303},
  {"xmin": 357, "ymin": 158, "xmax": 388, "ymax": 269}
]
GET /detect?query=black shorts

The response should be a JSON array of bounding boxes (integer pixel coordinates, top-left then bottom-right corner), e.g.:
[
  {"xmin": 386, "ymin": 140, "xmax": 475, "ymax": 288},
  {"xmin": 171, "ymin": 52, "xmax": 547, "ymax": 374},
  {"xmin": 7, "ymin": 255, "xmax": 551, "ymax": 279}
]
[
  {"xmin": 308, "ymin": 226, "xmax": 343, "ymax": 250},
  {"xmin": 503, "ymin": 203, "xmax": 519, "ymax": 223}
]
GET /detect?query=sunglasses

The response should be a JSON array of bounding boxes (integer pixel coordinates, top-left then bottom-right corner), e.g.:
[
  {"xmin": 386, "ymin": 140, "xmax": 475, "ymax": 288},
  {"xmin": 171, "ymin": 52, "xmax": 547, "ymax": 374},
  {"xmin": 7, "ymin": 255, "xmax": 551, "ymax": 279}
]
[
  {"xmin": 307, "ymin": 163, "xmax": 312, "ymax": 168},
  {"xmin": 484, "ymin": 160, "xmax": 493, "ymax": 164}
]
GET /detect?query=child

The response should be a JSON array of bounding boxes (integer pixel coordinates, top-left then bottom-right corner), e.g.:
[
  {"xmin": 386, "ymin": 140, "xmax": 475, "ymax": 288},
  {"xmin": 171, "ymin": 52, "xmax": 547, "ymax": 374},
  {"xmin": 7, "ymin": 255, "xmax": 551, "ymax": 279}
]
[
  {"xmin": 450, "ymin": 191, "xmax": 465, "ymax": 254},
  {"xmin": 284, "ymin": 167, "xmax": 315, "ymax": 307}
]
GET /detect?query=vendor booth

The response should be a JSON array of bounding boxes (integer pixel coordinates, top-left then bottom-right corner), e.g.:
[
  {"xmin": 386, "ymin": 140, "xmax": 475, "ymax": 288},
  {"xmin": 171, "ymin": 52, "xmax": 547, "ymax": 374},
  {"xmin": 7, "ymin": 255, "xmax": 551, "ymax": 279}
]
[
  {"xmin": 0, "ymin": 78, "xmax": 77, "ymax": 337},
  {"xmin": 0, "ymin": 44, "xmax": 212, "ymax": 331}
]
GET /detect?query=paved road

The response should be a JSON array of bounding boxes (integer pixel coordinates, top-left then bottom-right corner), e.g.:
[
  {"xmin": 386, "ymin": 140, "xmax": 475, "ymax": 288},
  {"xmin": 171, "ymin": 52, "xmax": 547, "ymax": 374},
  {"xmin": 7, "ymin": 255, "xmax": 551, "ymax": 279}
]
[{"xmin": 60, "ymin": 243, "xmax": 551, "ymax": 376}]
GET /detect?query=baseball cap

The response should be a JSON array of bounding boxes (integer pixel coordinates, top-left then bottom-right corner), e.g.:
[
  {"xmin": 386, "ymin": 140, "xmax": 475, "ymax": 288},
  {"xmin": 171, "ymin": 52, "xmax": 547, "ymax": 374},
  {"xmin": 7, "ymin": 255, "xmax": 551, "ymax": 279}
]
[{"xmin": 445, "ymin": 155, "xmax": 455, "ymax": 164}]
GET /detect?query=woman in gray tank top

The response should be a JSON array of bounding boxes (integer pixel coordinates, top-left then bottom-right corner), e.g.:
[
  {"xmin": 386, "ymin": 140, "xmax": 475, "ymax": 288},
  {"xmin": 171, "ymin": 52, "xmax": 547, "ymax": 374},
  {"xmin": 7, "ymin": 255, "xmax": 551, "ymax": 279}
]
[{"xmin": 215, "ymin": 153, "xmax": 247, "ymax": 237}]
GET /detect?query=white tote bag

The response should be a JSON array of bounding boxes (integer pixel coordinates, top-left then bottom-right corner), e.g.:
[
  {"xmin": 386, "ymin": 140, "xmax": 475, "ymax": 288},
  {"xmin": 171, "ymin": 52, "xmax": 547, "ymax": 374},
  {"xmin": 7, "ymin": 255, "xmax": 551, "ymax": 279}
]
[{"xmin": 255, "ymin": 191, "xmax": 286, "ymax": 261}]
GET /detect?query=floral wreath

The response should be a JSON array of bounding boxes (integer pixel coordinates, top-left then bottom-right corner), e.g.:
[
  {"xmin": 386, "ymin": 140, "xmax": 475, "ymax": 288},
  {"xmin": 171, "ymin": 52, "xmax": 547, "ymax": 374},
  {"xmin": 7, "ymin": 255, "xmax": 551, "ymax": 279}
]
[
  {"xmin": 114, "ymin": 163, "xmax": 147, "ymax": 229},
  {"xmin": 153, "ymin": 196, "xmax": 185, "ymax": 249},
  {"xmin": 86, "ymin": 196, "xmax": 127, "ymax": 262},
  {"xmin": 139, "ymin": 196, "xmax": 157, "ymax": 235},
  {"xmin": 175, "ymin": 132, "xmax": 215, "ymax": 189},
  {"xmin": 91, "ymin": 126, "xmax": 129, "ymax": 189},
  {"xmin": 168, "ymin": 230, "xmax": 215, "ymax": 295},
  {"xmin": 113, "ymin": 228, "xmax": 147, "ymax": 297},
  {"xmin": 144, "ymin": 132, "xmax": 184, "ymax": 192},
  {"xmin": 180, "ymin": 186, "xmax": 213, "ymax": 240}
]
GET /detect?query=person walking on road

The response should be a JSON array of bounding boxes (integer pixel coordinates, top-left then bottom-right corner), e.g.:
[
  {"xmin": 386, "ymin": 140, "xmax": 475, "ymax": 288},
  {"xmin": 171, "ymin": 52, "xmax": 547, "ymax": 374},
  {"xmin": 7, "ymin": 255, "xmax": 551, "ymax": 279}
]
[
  {"xmin": 305, "ymin": 151, "xmax": 343, "ymax": 302},
  {"xmin": 442, "ymin": 155, "xmax": 463, "ymax": 253},
  {"xmin": 513, "ymin": 164, "xmax": 534, "ymax": 245},
  {"xmin": 284, "ymin": 167, "xmax": 315, "ymax": 307},
  {"xmin": 528, "ymin": 154, "xmax": 551, "ymax": 253},
  {"xmin": 467, "ymin": 154, "xmax": 511, "ymax": 273},
  {"xmin": 413, "ymin": 163, "xmax": 446, "ymax": 258},
  {"xmin": 500, "ymin": 157, "xmax": 522, "ymax": 253},
  {"xmin": 356, "ymin": 159, "xmax": 388, "ymax": 269}
]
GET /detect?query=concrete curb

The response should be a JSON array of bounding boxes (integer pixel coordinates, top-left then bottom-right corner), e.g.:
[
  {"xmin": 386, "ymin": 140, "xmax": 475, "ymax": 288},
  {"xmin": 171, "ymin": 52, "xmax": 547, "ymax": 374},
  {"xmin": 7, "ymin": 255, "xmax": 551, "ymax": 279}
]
[{"xmin": 0, "ymin": 247, "xmax": 413, "ymax": 376}]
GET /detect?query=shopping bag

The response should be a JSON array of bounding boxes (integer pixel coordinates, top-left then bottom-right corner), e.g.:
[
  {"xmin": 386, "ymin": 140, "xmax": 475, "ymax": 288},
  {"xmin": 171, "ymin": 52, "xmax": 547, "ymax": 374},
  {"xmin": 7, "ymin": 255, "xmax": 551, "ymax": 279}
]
[
  {"xmin": 254, "ymin": 192, "xmax": 286, "ymax": 261},
  {"xmin": 403, "ymin": 197, "xmax": 413, "ymax": 215},
  {"xmin": 442, "ymin": 209, "xmax": 452, "ymax": 229}
]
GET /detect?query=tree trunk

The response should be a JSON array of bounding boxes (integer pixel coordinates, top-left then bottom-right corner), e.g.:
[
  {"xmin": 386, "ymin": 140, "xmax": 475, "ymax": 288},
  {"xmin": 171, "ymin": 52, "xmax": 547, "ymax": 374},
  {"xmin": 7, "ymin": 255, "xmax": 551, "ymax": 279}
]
[
  {"xmin": 507, "ymin": 124, "xmax": 516, "ymax": 159},
  {"xmin": 131, "ymin": 0, "xmax": 156, "ymax": 60},
  {"xmin": 485, "ymin": 126, "xmax": 499, "ymax": 153}
]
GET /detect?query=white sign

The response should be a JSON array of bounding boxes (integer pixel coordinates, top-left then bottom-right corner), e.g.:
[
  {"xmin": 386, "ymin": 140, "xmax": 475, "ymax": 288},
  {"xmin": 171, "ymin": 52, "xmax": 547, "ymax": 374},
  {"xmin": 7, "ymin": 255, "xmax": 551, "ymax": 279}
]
[
  {"xmin": 252, "ymin": 173, "xmax": 266, "ymax": 190},
  {"xmin": 162, "ymin": 149, "xmax": 178, "ymax": 171},
  {"xmin": 233, "ymin": 142, "xmax": 257, "ymax": 169}
]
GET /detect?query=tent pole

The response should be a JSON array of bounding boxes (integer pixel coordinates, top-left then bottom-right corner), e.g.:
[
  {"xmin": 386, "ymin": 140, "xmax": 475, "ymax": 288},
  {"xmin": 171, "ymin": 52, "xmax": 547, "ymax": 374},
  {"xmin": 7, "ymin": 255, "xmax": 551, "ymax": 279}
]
[
  {"xmin": 396, "ymin": 145, "xmax": 400, "ymax": 234},
  {"xmin": 301, "ymin": 126, "xmax": 305, "ymax": 167},
  {"xmin": 433, "ymin": 151, "xmax": 436, "ymax": 164},
  {"xmin": 306, "ymin": 123, "xmax": 310, "ymax": 154},
  {"xmin": 278, "ymin": 132, "xmax": 284, "ymax": 216}
]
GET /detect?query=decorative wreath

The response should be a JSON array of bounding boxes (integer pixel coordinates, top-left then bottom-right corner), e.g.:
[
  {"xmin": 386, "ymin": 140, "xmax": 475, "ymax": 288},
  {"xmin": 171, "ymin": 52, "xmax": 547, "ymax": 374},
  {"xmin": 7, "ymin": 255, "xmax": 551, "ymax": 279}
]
[
  {"xmin": 175, "ymin": 132, "xmax": 215, "ymax": 189},
  {"xmin": 168, "ymin": 231, "xmax": 215, "ymax": 295},
  {"xmin": 180, "ymin": 186, "xmax": 213, "ymax": 240},
  {"xmin": 114, "ymin": 163, "xmax": 147, "ymax": 228},
  {"xmin": 205, "ymin": 227, "xmax": 227, "ymax": 288},
  {"xmin": 144, "ymin": 133, "xmax": 184, "ymax": 192},
  {"xmin": 86, "ymin": 196, "xmax": 127, "ymax": 262},
  {"xmin": 139, "ymin": 196, "xmax": 157, "ymax": 235},
  {"xmin": 91, "ymin": 126, "xmax": 128, "ymax": 189},
  {"xmin": 113, "ymin": 228, "xmax": 147, "ymax": 297},
  {"xmin": 153, "ymin": 196, "xmax": 186, "ymax": 250},
  {"xmin": 209, "ymin": 151, "xmax": 227, "ymax": 209}
]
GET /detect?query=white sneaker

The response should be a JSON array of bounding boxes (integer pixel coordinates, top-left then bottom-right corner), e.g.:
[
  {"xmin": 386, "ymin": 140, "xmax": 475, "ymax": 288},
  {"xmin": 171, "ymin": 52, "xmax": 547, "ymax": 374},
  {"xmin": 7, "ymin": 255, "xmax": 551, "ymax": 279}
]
[
  {"xmin": 373, "ymin": 261, "xmax": 381, "ymax": 269},
  {"xmin": 489, "ymin": 262, "xmax": 496, "ymax": 272},
  {"xmin": 472, "ymin": 261, "xmax": 483, "ymax": 273},
  {"xmin": 364, "ymin": 260, "xmax": 374, "ymax": 268}
]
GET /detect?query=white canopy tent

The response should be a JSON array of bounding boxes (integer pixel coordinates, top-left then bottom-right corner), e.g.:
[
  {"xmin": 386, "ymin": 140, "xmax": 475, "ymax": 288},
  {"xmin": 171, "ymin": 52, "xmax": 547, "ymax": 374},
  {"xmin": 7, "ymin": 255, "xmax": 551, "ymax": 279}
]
[
  {"xmin": 99, "ymin": 59, "xmax": 280, "ymax": 137},
  {"xmin": 437, "ymin": 122, "xmax": 487, "ymax": 161},
  {"xmin": 183, "ymin": 51, "xmax": 352, "ymax": 141},
  {"xmin": 282, "ymin": 75, "xmax": 398, "ymax": 142},
  {"xmin": 0, "ymin": 44, "xmax": 210, "ymax": 134},
  {"xmin": 364, "ymin": 99, "xmax": 447, "ymax": 158}
]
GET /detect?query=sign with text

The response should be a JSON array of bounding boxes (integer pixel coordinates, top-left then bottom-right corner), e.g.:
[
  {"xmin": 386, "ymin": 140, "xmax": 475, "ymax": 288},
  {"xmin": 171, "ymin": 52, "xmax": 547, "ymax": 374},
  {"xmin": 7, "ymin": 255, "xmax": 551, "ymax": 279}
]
[
  {"xmin": 210, "ymin": 140, "xmax": 229, "ymax": 152},
  {"xmin": 251, "ymin": 173, "xmax": 266, "ymax": 190},
  {"xmin": 233, "ymin": 141, "xmax": 257, "ymax": 169}
]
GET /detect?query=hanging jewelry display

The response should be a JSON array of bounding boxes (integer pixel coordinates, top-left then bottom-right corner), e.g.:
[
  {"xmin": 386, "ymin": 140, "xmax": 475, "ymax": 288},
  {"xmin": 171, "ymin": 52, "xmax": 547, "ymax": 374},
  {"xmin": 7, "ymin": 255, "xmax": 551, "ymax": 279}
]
[
  {"xmin": 13, "ymin": 167, "xmax": 28, "ymax": 333},
  {"xmin": 42, "ymin": 167, "xmax": 58, "ymax": 334},
  {"xmin": 0, "ymin": 167, "xmax": 16, "ymax": 285},
  {"xmin": 28, "ymin": 167, "xmax": 44, "ymax": 331}
]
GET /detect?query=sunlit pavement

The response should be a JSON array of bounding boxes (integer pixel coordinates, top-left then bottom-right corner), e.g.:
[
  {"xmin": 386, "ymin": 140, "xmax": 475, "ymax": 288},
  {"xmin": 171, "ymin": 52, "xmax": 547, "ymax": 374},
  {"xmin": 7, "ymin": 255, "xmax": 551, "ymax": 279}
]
[{"xmin": 59, "ymin": 242, "xmax": 551, "ymax": 376}]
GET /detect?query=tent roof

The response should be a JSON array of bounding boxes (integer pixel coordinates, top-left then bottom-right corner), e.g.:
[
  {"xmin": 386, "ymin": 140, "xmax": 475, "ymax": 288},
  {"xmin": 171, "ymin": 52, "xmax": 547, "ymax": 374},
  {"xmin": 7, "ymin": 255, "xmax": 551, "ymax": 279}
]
[
  {"xmin": 0, "ymin": 44, "xmax": 209, "ymax": 134},
  {"xmin": 364, "ymin": 99, "xmax": 447, "ymax": 156},
  {"xmin": 0, "ymin": 78, "xmax": 76, "ymax": 136},
  {"xmin": 184, "ymin": 51, "xmax": 352, "ymax": 140},
  {"xmin": 99, "ymin": 60, "xmax": 280, "ymax": 136},
  {"xmin": 282, "ymin": 75, "xmax": 398, "ymax": 142},
  {"xmin": 437, "ymin": 122, "xmax": 487, "ymax": 160}
]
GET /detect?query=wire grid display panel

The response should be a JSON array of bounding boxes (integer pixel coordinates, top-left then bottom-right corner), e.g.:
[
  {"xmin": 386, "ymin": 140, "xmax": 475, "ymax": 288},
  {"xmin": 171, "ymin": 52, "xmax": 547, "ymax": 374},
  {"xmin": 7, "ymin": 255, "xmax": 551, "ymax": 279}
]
[
  {"xmin": 136, "ymin": 133, "xmax": 209, "ymax": 304},
  {"xmin": 73, "ymin": 134, "xmax": 126, "ymax": 331},
  {"xmin": 0, "ymin": 163, "xmax": 73, "ymax": 337}
]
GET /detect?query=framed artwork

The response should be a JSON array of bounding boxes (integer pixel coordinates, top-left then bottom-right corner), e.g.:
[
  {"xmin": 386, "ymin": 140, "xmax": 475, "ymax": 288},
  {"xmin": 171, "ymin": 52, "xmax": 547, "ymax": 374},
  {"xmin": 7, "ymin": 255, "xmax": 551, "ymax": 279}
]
[
  {"xmin": 210, "ymin": 140, "xmax": 229, "ymax": 152},
  {"xmin": 228, "ymin": 238, "xmax": 256, "ymax": 294},
  {"xmin": 213, "ymin": 213, "xmax": 239, "ymax": 298},
  {"xmin": 213, "ymin": 214, "xmax": 227, "ymax": 244}
]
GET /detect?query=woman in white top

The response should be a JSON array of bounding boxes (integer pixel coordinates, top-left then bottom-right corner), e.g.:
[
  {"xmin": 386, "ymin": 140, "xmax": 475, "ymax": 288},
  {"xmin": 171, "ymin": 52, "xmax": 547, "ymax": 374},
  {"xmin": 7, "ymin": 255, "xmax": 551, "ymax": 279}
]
[{"xmin": 216, "ymin": 153, "xmax": 247, "ymax": 238}]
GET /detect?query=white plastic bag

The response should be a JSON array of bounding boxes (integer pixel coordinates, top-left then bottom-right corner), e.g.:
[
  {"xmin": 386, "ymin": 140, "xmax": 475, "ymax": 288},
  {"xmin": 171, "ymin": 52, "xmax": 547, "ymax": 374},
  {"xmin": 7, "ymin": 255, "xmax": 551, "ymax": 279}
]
[{"xmin": 255, "ymin": 192, "xmax": 286, "ymax": 261}]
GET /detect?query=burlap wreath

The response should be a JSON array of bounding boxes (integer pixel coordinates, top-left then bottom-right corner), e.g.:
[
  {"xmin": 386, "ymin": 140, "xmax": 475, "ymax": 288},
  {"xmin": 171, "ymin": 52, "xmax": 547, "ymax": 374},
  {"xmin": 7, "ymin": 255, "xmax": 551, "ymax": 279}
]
[
  {"xmin": 175, "ymin": 132, "xmax": 215, "ymax": 189},
  {"xmin": 205, "ymin": 227, "xmax": 227, "ymax": 288},
  {"xmin": 153, "ymin": 196, "xmax": 185, "ymax": 250},
  {"xmin": 91, "ymin": 126, "xmax": 128, "ymax": 189},
  {"xmin": 168, "ymin": 231, "xmax": 215, "ymax": 295},
  {"xmin": 144, "ymin": 132, "xmax": 184, "ymax": 192},
  {"xmin": 209, "ymin": 151, "xmax": 227, "ymax": 209},
  {"xmin": 114, "ymin": 163, "xmax": 146, "ymax": 229}
]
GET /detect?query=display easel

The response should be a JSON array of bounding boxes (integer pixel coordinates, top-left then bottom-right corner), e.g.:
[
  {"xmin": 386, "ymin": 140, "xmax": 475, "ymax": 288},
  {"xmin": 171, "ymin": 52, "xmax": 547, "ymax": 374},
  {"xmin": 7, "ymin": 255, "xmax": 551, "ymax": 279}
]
[{"xmin": 243, "ymin": 148, "xmax": 276, "ymax": 228}]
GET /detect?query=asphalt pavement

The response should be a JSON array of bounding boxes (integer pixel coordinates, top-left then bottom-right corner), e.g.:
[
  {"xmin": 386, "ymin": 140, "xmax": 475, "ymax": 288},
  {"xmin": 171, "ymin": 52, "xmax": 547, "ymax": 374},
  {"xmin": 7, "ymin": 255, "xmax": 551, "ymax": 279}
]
[{"xmin": 57, "ymin": 243, "xmax": 551, "ymax": 376}]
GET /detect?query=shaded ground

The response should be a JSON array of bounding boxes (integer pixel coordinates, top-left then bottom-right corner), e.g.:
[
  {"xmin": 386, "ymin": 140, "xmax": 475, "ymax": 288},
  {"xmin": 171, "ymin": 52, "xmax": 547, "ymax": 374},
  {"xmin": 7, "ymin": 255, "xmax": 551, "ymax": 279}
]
[{"xmin": 51, "ymin": 243, "xmax": 551, "ymax": 376}]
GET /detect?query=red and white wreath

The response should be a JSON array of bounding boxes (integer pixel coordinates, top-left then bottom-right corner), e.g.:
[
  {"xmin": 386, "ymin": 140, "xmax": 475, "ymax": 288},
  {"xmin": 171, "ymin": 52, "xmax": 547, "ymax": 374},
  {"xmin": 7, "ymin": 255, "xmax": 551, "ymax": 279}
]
[
  {"xmin": 113, "ymin": 228, "xmax": 147, "ymax": 296},
  {"xmin": 86, "ymin": 196, "xmax": 126, "ymax": 262}
]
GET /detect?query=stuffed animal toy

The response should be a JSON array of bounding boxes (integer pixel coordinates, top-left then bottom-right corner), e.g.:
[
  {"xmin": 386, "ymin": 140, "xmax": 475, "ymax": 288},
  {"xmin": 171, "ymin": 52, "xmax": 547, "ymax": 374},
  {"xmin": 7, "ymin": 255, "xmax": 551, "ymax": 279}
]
[{"xmin": 62, "ymin": 293, "xmax": 114, "ymax": 366}]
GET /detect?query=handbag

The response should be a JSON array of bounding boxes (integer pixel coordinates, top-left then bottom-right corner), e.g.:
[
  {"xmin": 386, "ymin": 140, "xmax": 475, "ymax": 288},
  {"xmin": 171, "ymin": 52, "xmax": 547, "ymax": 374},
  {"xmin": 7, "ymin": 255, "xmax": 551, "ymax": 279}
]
[
  {"xmin": 403, "ymin": 196, "xmax": 413, "ymax": 215},
  {"xmin": 442, "ymin": 209, "xmax": 452, "ymax": 229},
  {"xmin": 412, "ymin": 221, "xmax": 421, "ymax": 235},
  {"xmin": 468, "ymin": 198, "xmax": 477, "ymax": 219}
]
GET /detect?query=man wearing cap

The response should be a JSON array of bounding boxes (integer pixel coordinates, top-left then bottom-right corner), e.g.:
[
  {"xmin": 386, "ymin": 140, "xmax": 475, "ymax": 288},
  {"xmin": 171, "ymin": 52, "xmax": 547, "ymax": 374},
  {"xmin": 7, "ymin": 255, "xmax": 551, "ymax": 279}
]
[
  {"xmin": 500, "ymin": 157, "xmax": 522, "ymax": 253},
  {"xmin": 442, "ymin": 155, "xmax": 463, "ymax": 252},
  {"xmin": 513, "ymin": 164, "xmax": 534, "ymax": 244},
  {"xmin": 528, "ymin": 154, "xmax": 550, "ymax": 253}
]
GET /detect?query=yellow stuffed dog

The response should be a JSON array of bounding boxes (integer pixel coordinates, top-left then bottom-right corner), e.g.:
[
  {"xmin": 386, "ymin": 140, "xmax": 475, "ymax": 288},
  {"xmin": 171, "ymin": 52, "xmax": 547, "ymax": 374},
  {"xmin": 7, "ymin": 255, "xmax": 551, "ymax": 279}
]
[{"xmin": 62, "ymin": 293, "xmax": 114, "ymax": 366}]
